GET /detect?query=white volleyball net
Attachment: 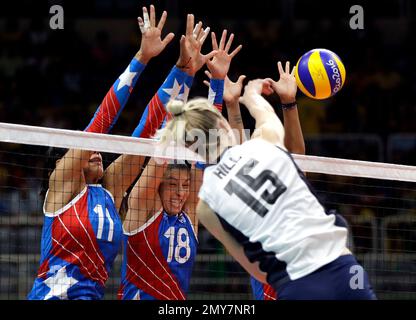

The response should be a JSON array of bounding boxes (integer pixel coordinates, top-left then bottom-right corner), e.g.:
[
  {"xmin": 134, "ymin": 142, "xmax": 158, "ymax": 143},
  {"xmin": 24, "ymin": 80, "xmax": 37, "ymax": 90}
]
[{"xmin": 0, "ymin": 122, "xmax": 415, "ymax": 300}]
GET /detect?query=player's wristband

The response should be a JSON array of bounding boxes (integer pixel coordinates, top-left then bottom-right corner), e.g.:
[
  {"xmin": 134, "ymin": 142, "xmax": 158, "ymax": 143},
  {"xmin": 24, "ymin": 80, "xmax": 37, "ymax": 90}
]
[
  {"xmin": 131, "ymin": 57, "xmax": 147, "ymax": 73},
  {"xmin": 281, "ymin": 101, "xmax": 297, "ymax": 110},
  {"xmin": 195, "ymin": 161, "xmax": 206, "ymax": 170}
]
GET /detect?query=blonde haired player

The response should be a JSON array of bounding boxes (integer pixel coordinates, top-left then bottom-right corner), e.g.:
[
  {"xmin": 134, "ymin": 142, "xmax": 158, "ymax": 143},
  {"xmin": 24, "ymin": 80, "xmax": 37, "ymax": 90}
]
[
  {"xmin": 157, "ymin": 78, "xmax": 376, "ymax": 299},
  {"xmin": 204, "ymin": 61, "xmax": 303, "ymax": 300}
]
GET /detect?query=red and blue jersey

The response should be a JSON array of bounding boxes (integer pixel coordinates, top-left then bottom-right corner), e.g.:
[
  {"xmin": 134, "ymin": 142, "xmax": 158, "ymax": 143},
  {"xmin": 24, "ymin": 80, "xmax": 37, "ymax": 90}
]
[
  {"xmin": 118, "ymin": 209, "xmax": 198, "ymax": 300},
  {"xmin": 28, "ymin": 56, "xmax": 147, "ymax": 300},
  {"xmin": 131, "ymin": 66, "xmax": 194, "ymax": 138},
  {"xmin": 28, "ymin": 185, "xmax": 122, "ymax": 300},
  {"xmin": 85, "ymin": 57, "xmax": 146, "ymax": 134},
  {"xmin": 207, "ymin": 78, "xmax": 224, "ymax": 112},
  {"xmin": 131, "ymin": 66, "xmax": 224, "ymax": 139},
  {"xmin": 250, "ymin": 277, "xmax": 277, "ymax": 300}
]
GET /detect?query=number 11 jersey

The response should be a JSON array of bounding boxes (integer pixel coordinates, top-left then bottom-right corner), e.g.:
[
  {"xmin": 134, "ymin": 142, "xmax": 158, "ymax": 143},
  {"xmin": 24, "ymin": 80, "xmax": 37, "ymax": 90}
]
[
  {"xmin": 28, "ymin": 185, "xmax": 122, "ymax": 300},
  {"xmin": 198, "ymin": 139, "xmax": 347, "ymax": 286}
]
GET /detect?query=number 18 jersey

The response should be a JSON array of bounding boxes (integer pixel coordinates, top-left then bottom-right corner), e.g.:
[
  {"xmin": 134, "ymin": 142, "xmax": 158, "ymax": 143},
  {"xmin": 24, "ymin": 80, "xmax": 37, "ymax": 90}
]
[
  {"xmin": 198, "ymin": 139, "xmax": 347, "ymax": 286},
  {"xmin": 118, "ymin": 210, "xmax": 197, "ymax": 300}
]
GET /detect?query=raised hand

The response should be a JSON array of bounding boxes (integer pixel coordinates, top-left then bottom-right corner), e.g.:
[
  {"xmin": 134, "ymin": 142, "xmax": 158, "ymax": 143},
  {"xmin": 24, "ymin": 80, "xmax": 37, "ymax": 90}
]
[
  {"xmin": 239, "ymin": 79, "xmax": 276, "ymax": 114},
  {"xmin": 136, "ymin": 5, "xmax": 175, "ymax": 64},
  {"xmin": 241, "ymin": 79, "xmax": 265, "ymax": 98},
  {"xmin": 240, "ymin": 79, "xmax": 285, "ymax": 145},
  {"xmin": 176, "ymin": 14, "xmax": 217, "ymax": 76},
  {"xmin": 204, "ymin": 71, "xmax": 246, "ymax": 104},
  {"xmin": 266, "ymin": 61, "xmax": 297, "ymax": 103},
  {"xmin": 206, "ymin": 30, "xmax": 242, "ymax": 80}
]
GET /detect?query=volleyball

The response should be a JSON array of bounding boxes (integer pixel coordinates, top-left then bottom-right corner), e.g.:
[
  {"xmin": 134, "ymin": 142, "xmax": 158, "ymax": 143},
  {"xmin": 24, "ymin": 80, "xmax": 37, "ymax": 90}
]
[{"xmin": 295, "ymin": 49, "xmax": 346, "ymax": 100}]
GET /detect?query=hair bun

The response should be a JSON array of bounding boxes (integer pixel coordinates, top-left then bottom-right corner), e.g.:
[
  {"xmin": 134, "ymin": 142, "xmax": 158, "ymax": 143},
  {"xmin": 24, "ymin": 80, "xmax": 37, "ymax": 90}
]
[{"xmin": 167, "ymin": 100, "xmax": 185, "ymax": 116}]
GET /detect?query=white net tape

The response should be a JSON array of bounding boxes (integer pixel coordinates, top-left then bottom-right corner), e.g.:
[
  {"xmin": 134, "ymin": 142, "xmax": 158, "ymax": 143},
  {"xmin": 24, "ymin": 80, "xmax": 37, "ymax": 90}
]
[{"xmin": 1, "ymin": 122, "xmax": 415, "ymax": 182}]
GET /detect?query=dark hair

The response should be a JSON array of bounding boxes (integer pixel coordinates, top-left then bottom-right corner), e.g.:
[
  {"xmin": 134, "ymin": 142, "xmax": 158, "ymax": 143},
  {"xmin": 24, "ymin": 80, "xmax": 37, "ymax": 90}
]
[
  {"xmin": 40, "ymin": 146, "xmax": 67, "ymax": 198},
  {"xmin": 166, "ymin": 161, "xmax": 192, "ymax": 172},
  {"xmin": 161, "ymin": 162, "xmax": 192, "ymax": 190}
]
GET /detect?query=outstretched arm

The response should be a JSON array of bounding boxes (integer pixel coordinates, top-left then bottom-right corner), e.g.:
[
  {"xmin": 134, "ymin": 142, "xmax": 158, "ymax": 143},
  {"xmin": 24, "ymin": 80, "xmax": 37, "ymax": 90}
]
[
  {"xmin": 131, "ymin": 13, "xmax": 213, "ymax": 138},
  {"xmin": 124, "ymin": 158, "xmax": 167, "ymax": 232},
  {"xmin": 185, "ymin": 35, "xmax": 243, "ymax": 224},
  {"xmin": 266, "ymin": 61, "xmax": 305, "ymax": 155},
  {"xmin": 85, "ymin": 6, "xmax": 174, "ymax": 134},
  {"xmin": 103, "ymin": 5, "xmax": 175, "ymax": 209},
  {"xmin": 124, "ymin": 14, "xmax": 216, "ymax": 226},
  {"xmin": 175, "ymin": 14, "xmax": 216, "ymax": 77},
  {"xmin": 45, "ymin": 148, "xmax": 93, "ymax": 213},
  {"xmin": 206, "ymin": 30, "xmax": 242, "ymax": 112},
  {"xmin": 205, "ymin": 72, "xmax": 247, "ymax": 144},
  {"xmin": 240, "ymin": 79, "xmax": 285, "ymax": 147},
  {"xmin": 84, "ymin": 56, "xmax": 144, "ymax": 134}
]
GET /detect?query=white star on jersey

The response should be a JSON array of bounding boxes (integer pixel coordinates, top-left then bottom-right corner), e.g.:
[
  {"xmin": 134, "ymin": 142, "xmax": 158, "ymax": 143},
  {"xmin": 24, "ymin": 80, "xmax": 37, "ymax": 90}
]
[
  {"xmin": 133, "ymin": 290, "xmax": 140, "ymax": 300},
  {"xmin": 117, "ymin": 66, "xmax": 137, "ymax": 91},
  {"xmin": 43, "ymin": 266, "xmax": 78, "ymax": 300},
  {"xmin": 177, "ymin": 84, "xmax": 190, "ymax": 102},
  {"xmin": 208, "ymin": 86, "xmax": 216, "ymax": 104},
  {"xmin": 163, "ymin": 79, "xmax": 182, "ymax": 100}
]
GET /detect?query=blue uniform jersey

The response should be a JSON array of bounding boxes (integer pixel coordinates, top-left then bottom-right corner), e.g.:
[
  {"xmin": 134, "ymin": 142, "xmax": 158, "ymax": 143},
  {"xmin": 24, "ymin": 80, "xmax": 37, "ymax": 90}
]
[
  {"xmin": 118, "ymin": 210, "xmax": 198, "ymax": 300},
  {"xmin": 250, "ymin": 277, "xmax": 277, "ymax": 300},
  {"xmin": 28, "ymin": 185, "xmax": 122, "ymax": 300}
]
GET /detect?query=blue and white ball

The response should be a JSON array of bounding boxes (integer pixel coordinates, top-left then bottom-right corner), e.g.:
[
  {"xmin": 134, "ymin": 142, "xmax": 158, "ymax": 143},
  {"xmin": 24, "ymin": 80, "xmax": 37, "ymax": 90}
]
[{"xmin": 295, "ymin": 49, "xmax": 346, "ymax": 100}]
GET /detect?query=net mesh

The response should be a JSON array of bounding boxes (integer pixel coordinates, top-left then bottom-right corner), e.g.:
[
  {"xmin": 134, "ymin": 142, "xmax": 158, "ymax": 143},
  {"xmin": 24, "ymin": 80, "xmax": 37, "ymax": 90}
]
[{"xmin": 0, "ymin": 127, "xmax": 415, "ymax": 300}]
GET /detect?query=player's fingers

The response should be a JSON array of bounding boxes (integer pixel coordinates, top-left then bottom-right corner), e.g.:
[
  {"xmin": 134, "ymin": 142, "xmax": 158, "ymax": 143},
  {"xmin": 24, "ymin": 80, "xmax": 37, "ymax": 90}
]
[
  {"xmin": 157, "ymin": 10, "xmax": 168, "ymax": 30},
  {"xmin": 199, "ymin": 27, "xmax": 210, "ymax": 45},
  {"xmin": 196, "ymin": 25, "xmax": 206, "ymax": 42},
  {"xmin": 211, "ymin": 32, "xmax": 219, "ymax": 50},
  {"xmin": 285, "ymin": 61, "xmax": 290, "ymax": 74},
  {"xmin": 203, "ymin": 80, "xmax": 210, "ymax": 87},
  {"xmin": 237, "ymin": 75, "xmax": 247, "ymax": 85},
  {"xmin": 229, "ymin": 44, "xmax": 242, "ymax": 58},
  {"xmin": 264, "ymin": 77, "xmax": 275, "ymax": 85},
  {"xmin": 291, "ymin": 66, "xmax": 296, "ymax": 76},
  {"xmin": 204, "ymin": 50, "xmax": 218, "ymax": 62},
  {"xmin": 186, "ymin": 14, "xmax": 194, "ymax": 36},
  {"xmin": 193, "ymin": 21, "xmax": 203, "ymax": 39},
  {"xmin": 205, "ymin": 70, "xmax": 213, "ymax": 79},
  {"xmin": 277, "ymin": 61, "xmax": 284, "ymax": 75},
  {"xmin": 198, "ymin": 25, "xmax": 206, "ymax": 42},
  {"xmin": 143, "ymin": 7, "xmax": 151, "ymax": 30},
  {"xmin": 206, "ymin": 59, "xmax": 213, "ymax": 68},
  {"xmin": 138, "ymin": 17, "xmax": 145, "ymax": 33},
  {"xmin": 219, "ymin": 29, "xmax": 227, "ymax": 50},
  {"xmin": 178, "ymin": 35, "xmax": 186, "ymax": 50},
  {"xmin": 224, "ymin": 33, "xmax": 234, "ymax": 53},
  {"xmin": 162, "ymin": 33, "xmax": 175, "ymax": 46},
  {"xmin": 150, "ymin": 4, "xmax": 156, "ymax": 27},
  {"xmin": 262, "ymin": 81, "xmax": 274, "ymax": 96}
]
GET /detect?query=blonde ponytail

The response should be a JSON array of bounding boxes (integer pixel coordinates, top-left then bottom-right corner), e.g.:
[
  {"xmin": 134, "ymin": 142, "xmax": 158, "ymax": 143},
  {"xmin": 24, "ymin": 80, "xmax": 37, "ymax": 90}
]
[
  {"xmin": 156, "ymin": 98, "xmax": 223, "ymax": 153},
  {"xmin": 166, "ymin": 100, "xmax": 185, "ymax": 116}
]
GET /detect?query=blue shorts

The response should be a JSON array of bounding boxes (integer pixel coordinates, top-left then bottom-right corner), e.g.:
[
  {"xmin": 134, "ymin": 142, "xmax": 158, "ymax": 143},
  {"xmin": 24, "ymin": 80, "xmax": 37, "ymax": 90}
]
[{"xmin": 274, "ymin": 255, "xmax": 377, "ymax": 300}]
